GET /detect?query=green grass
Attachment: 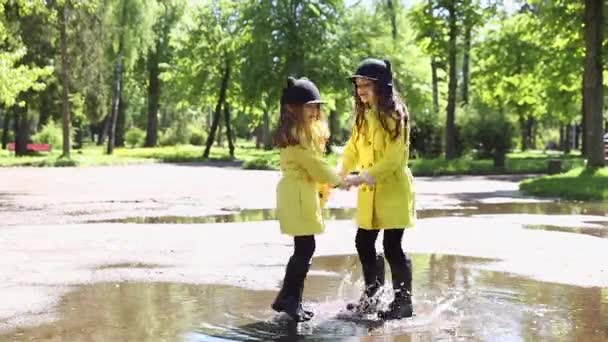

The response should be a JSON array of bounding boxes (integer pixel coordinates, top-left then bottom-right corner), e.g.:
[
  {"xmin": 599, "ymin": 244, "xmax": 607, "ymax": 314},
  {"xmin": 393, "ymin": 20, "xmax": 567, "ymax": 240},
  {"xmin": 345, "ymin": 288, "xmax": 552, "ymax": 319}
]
[
  {"xmin": 0, "ymin": 145, "xmax": 150, "ymax": 167},
  {"xmin": 520, "ymin": 167, "xmax": 608, "ymax": 201},
  {"xmin": 408, "ymin": 151, "xmax": 585, "ymax": 176},
  {"xmin": 0, "ymin": 143, "xmax": 584, "ymax": 176}
]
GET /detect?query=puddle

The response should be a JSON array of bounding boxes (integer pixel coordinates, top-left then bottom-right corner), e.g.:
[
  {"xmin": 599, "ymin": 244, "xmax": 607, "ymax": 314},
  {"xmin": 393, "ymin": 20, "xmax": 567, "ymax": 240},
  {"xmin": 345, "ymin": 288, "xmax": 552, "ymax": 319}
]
[
  {"xmin": 87, "ymin": 201, "xmax": 607, "ymax": 225},
  {"xmin": 95, "ymin": 262, "xmax": 170, "ymax": 270},
  {"xmin": 3, "ymin": 254, "xmax": 607, "ymax": 341},
  {"xmin": 525, "ymin": 224, "xmax": 608, "ymax": 238}
]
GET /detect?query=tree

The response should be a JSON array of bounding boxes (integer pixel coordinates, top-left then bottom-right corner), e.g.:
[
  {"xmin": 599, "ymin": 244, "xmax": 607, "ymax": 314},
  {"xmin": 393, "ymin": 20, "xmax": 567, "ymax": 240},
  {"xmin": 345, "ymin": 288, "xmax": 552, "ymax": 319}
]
[
  {"xmin": 105, "ymin": 0, "xmax": 158, "ymax": 154},
  {"xmin": 583, "ymin": 0, "xmax": 604, "ymax": 167},
  {"xmin": 144, "ymin": 0, "xmax": 184, "ymax": 147},
  {"xmin": 444, "ymin": 0, "xmax": 458, "ymax": 159},
  {"xmin": 57, "ymin": 1, "xmax": 71, "ymax": 158}
]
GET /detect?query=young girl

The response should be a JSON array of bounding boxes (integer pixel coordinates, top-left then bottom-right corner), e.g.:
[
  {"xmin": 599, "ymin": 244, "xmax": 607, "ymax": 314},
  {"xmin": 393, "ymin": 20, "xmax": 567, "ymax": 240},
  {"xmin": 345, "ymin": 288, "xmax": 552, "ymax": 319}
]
[
  {"xmin": 272, "ymin": 77, "xmax": 347, "ymax": 322},
  {"xmin": 338, "ymin": 58, "xmax": 416, "ymax": 320}
]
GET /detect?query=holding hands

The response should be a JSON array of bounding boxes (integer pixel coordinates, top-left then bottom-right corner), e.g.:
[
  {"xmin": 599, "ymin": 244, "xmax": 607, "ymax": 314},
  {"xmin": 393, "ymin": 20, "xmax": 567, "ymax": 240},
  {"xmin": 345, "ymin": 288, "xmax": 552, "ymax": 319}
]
[{"xmin": 337, "ymin": 172, "xmax": 375, "ymax": 190}]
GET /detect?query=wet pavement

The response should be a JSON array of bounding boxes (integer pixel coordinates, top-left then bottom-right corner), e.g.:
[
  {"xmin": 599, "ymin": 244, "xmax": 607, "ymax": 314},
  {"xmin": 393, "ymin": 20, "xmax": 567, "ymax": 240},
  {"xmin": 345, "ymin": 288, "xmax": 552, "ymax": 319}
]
[
  {"xmin": 3, "ymin": 254, "xmax": 607, "ymax": 341},
  {"xmin": 1, "ymin": 166, "xmax": 607, "ymax": 340}
]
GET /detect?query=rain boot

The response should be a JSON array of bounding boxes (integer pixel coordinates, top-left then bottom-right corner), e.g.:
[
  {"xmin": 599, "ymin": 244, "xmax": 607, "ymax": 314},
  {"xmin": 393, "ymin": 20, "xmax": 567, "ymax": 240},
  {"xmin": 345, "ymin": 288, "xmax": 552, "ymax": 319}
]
[
  {"xmin": 346, "ymin": 254, "xmax": 385, "ymax": 314},
  {"xmin": 378, "ymin": 257, "xmax": 413, "ymax": 320},
  {"xmin": 272, "ymin": 255, "xmax": 313, "ymax": 322}
]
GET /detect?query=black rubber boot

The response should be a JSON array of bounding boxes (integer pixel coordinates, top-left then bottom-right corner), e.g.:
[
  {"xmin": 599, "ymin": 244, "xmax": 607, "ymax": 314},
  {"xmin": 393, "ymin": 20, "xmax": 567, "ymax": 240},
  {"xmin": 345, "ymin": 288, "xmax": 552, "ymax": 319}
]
[
  {"xmin": 346, "ymin": 254, "xmax": 385, "ymax": 314},
  {"xmin": 378, "ymin": 257, "xmax": 413, "ymax": 320},
  {"xmin": 272, "ymin": 256, "xmax": 313, "ymax": 322}
]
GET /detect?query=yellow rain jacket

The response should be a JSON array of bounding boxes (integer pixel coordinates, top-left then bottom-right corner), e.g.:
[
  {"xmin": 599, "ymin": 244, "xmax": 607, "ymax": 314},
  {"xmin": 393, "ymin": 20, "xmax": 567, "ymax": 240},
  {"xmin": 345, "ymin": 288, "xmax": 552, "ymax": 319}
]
[
  {"xmin": 341, "ymin": 108, "xmax": 416, "ymax": 230},
  {"xmin": 276, "ymin": 129, "xmax": 341, "ymax": 236}
]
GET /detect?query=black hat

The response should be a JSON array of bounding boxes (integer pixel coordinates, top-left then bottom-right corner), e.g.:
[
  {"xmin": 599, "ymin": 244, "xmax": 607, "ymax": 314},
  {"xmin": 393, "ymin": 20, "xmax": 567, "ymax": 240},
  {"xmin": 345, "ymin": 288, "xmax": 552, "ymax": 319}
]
[
  {"xmin": 350, "ymin": 58, "xmax": 393, "ymax": 86},
  {"xmin": 281, "ymin": 77, "xmax": 325, "ymax": 105}
]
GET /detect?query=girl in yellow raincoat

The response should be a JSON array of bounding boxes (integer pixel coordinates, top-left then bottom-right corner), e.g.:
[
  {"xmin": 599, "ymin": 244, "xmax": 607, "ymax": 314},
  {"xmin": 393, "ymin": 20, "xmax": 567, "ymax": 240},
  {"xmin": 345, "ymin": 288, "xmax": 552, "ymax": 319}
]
[
  {"xmin": 272, "ymin": 77, "xmax": 347, "ymax": 322},
  {"xmin": 338, "ymin": 58, "xmax": 416, "ymax": 320}
]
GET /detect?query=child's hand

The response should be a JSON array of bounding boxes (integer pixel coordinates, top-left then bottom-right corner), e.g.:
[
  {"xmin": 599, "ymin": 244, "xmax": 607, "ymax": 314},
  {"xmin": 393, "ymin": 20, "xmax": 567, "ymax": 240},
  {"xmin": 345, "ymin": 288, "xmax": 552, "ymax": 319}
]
[{"xmin": 345, "ymin": 174, "xmax": 364, "ymax": 187}]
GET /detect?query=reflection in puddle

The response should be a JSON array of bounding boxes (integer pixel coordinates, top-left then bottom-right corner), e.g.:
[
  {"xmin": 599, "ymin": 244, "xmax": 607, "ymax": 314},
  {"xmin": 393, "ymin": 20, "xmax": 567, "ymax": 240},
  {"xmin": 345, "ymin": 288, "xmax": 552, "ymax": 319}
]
[
  {"xmin": 88, "ymin": 201, "xmax": 608, "ymax": 225},
  {"xmin": 3, "ymin": 254, "xmax": 607, "ymax": 341}
]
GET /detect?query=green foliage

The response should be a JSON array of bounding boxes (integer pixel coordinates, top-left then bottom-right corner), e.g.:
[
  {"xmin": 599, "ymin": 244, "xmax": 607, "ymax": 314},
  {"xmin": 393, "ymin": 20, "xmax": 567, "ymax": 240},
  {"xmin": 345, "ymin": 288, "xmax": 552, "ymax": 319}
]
[
  {"xmin": 159, "ymin": 121, "xmax": 189, "ymax": 146},
  {"xmin": 125, "ymin": 127, "xmax": 145, "ymax": 147},
  {"xmin": 188, "ymin": 126, "xmax": 206, "ymax": 146},
  {"xmin": 460, "ymin": 100, "xmax": 515, "ymax": 160},
  {"xmin": 33, "ymin": 120, "xmax": 63, "ymax": 148}
]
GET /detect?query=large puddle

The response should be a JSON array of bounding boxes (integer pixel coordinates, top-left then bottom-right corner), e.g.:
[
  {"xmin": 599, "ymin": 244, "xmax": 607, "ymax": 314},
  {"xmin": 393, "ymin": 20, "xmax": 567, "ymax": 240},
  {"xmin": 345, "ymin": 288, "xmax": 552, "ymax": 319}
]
[
  {"xmin": 88, "ymin": 201, "xmax": 607, "ymax": 224},
  {"xmin": 4, "ymin": 253, "xmax": 607, "ymax": 341}
]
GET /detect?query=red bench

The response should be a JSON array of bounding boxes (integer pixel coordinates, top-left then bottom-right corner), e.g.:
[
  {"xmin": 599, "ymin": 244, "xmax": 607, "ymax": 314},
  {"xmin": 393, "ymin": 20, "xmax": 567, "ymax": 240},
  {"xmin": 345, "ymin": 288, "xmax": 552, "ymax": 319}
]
[{"xmin": 7, "ymin": 143, "xmax": 52, "ymax": 152}]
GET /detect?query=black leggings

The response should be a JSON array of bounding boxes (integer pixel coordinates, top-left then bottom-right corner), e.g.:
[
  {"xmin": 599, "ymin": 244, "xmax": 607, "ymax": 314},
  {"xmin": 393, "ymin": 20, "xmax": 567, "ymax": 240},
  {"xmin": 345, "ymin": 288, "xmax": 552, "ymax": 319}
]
[
  {"xmin": 355, "ymin": 228, "xmax": 411, "ymax": 291},
  {"xmin": 355, "ymin": 228, "xmax": 405, "ymax": 266},
  {"xmin": 293, "ymin": 235, "xmax": 315, "ymax": 262}
]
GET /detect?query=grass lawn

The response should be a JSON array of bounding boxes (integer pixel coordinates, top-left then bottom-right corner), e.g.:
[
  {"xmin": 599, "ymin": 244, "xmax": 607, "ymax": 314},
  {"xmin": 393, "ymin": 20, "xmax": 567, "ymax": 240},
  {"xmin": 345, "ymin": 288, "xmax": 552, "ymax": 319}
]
[
  {"xmin": 1, "ymin": 143, "xmax": 584, "ymax": 177},
  {"xmin": 519, "ymin": 167, "xmax": 608, "ymax": 201},
  {"xmin": 408, "ymin": 150, "xmax": 585, "ymax": 176}
]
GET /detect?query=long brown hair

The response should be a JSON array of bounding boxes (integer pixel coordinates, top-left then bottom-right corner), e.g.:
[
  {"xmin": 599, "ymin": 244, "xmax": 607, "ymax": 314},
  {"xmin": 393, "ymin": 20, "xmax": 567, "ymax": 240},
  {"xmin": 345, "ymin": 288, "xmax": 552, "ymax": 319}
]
[
  {"xmin": 273, "ymin": 103, "xmax": 327, "ymax": 150},
  {"xmin": 353, "ymin": 82, "xmax": 409, "ymax": 141}
]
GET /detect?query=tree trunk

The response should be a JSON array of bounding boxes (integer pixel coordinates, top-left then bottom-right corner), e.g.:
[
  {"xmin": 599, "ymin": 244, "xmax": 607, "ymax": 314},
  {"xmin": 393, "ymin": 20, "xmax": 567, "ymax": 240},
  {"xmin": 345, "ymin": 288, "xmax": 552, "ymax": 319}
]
[
  {"xmin": 115, "ymin": 95, "xmax": 126, "ymax": 147},
  {"xmin": 38, "ymin": 87, "xmax": 53, "ymax": 128},
  {"xmin": 1, "ymin": 110, "xmax": 9, "ymax": 149},
  {"xmin": 203, "ymin": 58, "xmax": 231, "ymax": 159},
  {"xmin": 386, "ymin": 0, "xmax": 398, "ymax": 42},
  {"xmin": 74, "ymin": 119, "xmax": 83, "ymax": 149},
  {"xmin": 97, "ymin": 115, "xmax": 109, "ymax": 145},
  {"xmin": 216, "ymin": 109, "xmax": 223, "ymax": 147},
  {"xmin": 583, "ymin": 0, "xmax": 605, "ymax": 167},
  {"xmin": 565, "ymin": 123, "xmax": 572, "ymax": 154},
  {"xmin": 13, "ymin": 104, "xmax": 29, "ymax": 156},
  {"xmin": 493, "ymin": 150, "xmax": 506, "ymax": 169},
  {"xmin": 59, "ymin": 3, "xmax": 71, "ymax": 158},
  {"xmin": 445, "ymin": 0, "xmax": 458, "ymax": 160},
  {"xmin": 145, "ymin": 49, "xmax": 160, "ymax": 147},
  {"xmin": 462, "ymin": 25, "xmax": 471, "ymax": 105},
  {"xmin": 107, "ymin": 46, "xmax": 123, "ymax": 154},
  {"xmin": 526, "ymin": 116, "xmax": 534, "ymax": 149},
  {"xmin": 431, "ymin": 57, "xmax": 439, "ymax": 116},
  {"xmin": 581, "ymin": 78, "xmax": 587, "ymax": 156},
  {"xmin": 519, "ymin": 112, "xmax": 526, "ymax": 151},
  {"xmin": 255, "ymin": 125, "xmax": 262, "ymax": 149},
  {"xmin": 224, "ymin": 102, "xmax": 234, "ymax": 158},
  {"xmin": 263, "ymin": 108, "xmax": 272, "ymax": 150},
  {"xmin": 107, "ymin": 1, "xmax": 127, "ymax": 155}
]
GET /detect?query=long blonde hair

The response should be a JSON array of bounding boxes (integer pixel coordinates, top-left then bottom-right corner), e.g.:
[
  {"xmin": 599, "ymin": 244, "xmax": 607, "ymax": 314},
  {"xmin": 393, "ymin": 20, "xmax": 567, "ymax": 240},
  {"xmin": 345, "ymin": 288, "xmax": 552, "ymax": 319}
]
[{"xmin": 274, "ymin": 104, "xmax": 328, "ymax": 153}]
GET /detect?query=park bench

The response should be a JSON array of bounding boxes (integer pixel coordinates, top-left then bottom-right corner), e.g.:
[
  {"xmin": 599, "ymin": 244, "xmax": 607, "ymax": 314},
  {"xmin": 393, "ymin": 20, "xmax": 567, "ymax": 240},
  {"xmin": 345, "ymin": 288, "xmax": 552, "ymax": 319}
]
[{"xmin": 7, "ymin": 143, "xmax": 52, "ymax": 153}]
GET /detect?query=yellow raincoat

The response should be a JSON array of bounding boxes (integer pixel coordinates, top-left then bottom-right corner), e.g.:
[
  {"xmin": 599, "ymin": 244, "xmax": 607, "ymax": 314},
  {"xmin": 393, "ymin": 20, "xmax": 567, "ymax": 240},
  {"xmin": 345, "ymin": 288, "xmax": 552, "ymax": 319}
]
[
  {"xmin": 341, "ymin": 108, "xmax": 416, "ymax": 230},
  {"xmin": 276, "ymin": 126, "xmax": 341, "ymax": 236}
]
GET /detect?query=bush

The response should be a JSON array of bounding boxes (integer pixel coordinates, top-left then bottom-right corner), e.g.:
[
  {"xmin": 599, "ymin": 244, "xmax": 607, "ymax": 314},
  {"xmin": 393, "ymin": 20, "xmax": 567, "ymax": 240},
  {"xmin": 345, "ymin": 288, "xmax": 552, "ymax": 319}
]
[
  {"xmin": 460, "ymin": 101, "xmax": 514, "ymax": 168},
  {"xmin": 160, "ymin": 122, "xmax": 190, "ymax": 146},
  {"xmin": 411, "ymin": 111, "xmax": 442, "ymax": 158},
  {"xmin": 188, "ymin": 126, "xmax": 206, "ymax": 146},
  {"xmin": 125, "ymin": 127, "xmax": 145, "ymax": 148},
  {"xmin": 243, "ymin": 157, "xmax": 274, "ymax": 170},
  {"xmin": 33, "ymin": 120, "xmax": 63, "ymax": 148}
]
